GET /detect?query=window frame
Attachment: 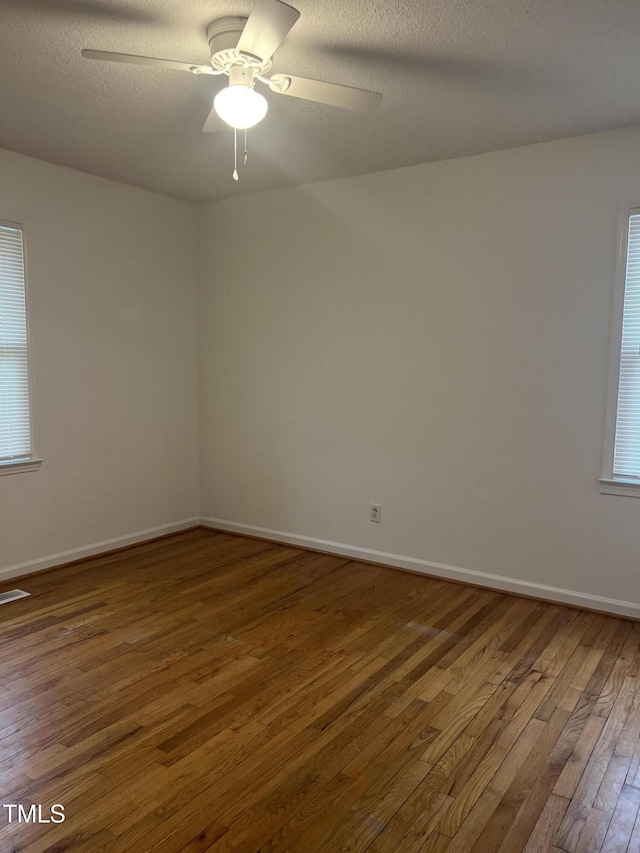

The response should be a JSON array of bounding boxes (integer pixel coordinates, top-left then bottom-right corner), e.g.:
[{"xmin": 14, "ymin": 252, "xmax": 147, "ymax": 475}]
[
  {"xmin": 0, "ymin": 217, "xmax": 41, "ymax": 476},
  {"xmin": 600, "ymin": 203, "xmax": 640, "ymax": 497}
]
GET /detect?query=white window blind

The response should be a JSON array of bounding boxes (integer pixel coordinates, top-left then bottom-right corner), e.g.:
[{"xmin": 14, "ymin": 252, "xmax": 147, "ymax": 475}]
[
  {"xmin": 0, "ymin": 223, "xmax": 32, "ymax": 464},
  {"xmin": 613, "ymin": 213, "xmax": 640, "ymax": 480}
]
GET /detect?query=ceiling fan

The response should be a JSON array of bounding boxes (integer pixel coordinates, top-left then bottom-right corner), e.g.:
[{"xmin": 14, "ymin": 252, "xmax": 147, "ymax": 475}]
[{"xmin": 82, "ymin": 0, "xmax": 382, "ymax": 177}]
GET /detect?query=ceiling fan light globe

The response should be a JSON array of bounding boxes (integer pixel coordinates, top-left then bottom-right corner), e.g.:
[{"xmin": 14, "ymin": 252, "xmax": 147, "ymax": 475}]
[{"xmin": 214, "ymin": 85, "xmax": 268, "ymax": 129}]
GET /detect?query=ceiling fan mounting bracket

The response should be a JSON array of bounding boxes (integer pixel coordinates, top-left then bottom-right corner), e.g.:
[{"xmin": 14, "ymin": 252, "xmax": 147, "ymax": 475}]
[
  {"xmin": 268, "ymin": 74, "xmax": 291, "ymax": 93},
  {"xmin": 207, "ymin": 17, "xmax": 272, "ymax": 76}
]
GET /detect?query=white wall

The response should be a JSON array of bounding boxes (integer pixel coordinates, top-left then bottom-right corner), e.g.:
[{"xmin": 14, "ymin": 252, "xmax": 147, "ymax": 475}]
[
  {"xmin": 198, "ymin": 125, "xmax": 640, "ymax": 614},
  {"xmin": 0, "ymin": 149, "xmax": 199, "ymax": 576},
  {"xmin": 4, "ymin": 128, "xmax": 639, "ymax": 610}
]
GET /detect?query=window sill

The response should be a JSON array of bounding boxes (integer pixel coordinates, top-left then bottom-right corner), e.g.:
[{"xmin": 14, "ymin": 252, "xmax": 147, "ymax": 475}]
[
  {"xmin": 599, "ymin": 477, "xmax": 640, "ymax": 497},
  {"xmin": 0, "ymin": 458, "xmax": 43, "ymax": 477}
]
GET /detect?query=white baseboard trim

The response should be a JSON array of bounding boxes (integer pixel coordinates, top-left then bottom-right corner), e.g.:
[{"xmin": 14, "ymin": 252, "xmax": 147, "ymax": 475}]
[
  {"xmin": 5, "ymin": 516, "xmax": 639, "ymax": 620},
  {"xmin": 0, "ymin": 518, "xmax": 200, "ymax": 584},
  {"xmin": 201, "ymin": 517, "xmax": 640, "ymax": 620}
]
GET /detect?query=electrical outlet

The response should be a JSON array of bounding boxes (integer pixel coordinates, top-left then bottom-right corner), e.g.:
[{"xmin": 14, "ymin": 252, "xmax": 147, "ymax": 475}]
[{"xmin": 370, "ymin": 504, "xmax": 382, "ymax": 523}]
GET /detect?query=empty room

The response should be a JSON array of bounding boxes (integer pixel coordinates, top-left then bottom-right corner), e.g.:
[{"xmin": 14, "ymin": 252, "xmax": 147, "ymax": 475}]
[{"xmin": 2, "ymin": 1, "xmax": 640, "ymax": 851}]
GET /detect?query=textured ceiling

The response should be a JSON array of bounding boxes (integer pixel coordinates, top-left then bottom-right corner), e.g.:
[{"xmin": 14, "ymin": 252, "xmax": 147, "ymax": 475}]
[{"xmin": 2, "ymin": 0, "xmax": 640, "ymax": 201}]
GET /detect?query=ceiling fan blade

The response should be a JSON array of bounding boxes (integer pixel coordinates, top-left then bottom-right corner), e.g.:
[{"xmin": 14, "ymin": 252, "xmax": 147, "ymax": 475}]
[
  {"xmin": 81, "ymin": 50, "xmax": 216, "ymax": 75},
  {"xmin": 269, "ymin": 74, "xmax": 382, "ymax": 112},
  {"xmin": 236, "ymin": 0, "xmax": 300, "ymax": 62},
  {"xmin": 202, "ymin": 106, "xmax": 228, "ymax": 133}
]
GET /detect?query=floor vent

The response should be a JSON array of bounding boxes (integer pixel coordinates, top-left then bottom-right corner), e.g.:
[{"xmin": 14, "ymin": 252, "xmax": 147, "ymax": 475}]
[{"xmin": 0, "ymin": 589, "xmax": 31, "ymax": 606}]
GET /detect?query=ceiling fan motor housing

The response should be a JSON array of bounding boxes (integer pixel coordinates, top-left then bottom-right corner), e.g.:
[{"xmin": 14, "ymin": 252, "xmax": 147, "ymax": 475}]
[{"xmin": 207, "ymin": 17, "xmax": 272, "ymax": 75}]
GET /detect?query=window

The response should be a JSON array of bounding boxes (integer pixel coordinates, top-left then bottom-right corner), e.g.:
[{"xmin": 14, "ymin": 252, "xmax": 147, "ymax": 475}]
[
  {"xmin": 601, "ymin": 208, "xmax": 640, "ymax": 495},
  {"xmin": 0, "ymin": 221, "xmax": 38, "ymax": 475}
]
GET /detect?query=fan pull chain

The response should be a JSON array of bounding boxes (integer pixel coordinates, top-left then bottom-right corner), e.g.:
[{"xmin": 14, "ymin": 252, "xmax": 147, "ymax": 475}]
[
  {"xmin": 232, "ymin": 128, "xmax": 239, "ymax": 181},
  {"xmin": 244, "ymin": 129, "xmax": 248, "ymax": 166}
]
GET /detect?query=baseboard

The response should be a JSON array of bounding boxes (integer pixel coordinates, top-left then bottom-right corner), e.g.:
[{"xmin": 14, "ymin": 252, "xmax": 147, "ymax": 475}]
[
  {"xmin": 201, "ymin": 517, "xmax": 640, "ymax": 621},
  {"xmin": 5, "ymin": 514, "xmax": 639, "ymax": 621},
  {"xmin": 0, "ymin": 518, "xmax": 201, "ymax": 584}
]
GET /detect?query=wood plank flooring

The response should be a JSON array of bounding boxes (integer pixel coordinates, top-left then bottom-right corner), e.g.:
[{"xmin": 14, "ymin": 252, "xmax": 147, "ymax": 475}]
[{"xmin": 1, "ymin": 528, "xmax": 640, "ymax": 852}]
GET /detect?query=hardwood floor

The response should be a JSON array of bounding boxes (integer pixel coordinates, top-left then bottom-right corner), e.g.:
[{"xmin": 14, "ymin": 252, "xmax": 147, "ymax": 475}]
[{"xmin": 1, "ymin": 529, "xmax": 640, "ymax": 852}]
